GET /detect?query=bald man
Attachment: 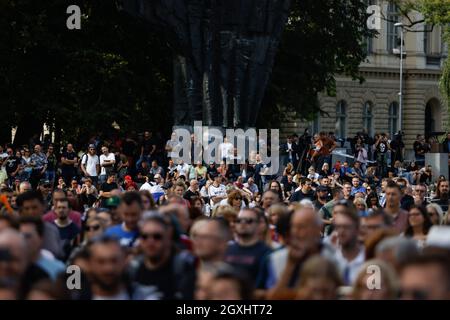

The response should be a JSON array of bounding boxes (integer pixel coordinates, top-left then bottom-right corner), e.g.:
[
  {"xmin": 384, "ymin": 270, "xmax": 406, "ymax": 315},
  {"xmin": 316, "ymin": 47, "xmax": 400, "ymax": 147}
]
[{"xmin": 257, "ymin": 206, "xmax": 336, "ymax": 291}]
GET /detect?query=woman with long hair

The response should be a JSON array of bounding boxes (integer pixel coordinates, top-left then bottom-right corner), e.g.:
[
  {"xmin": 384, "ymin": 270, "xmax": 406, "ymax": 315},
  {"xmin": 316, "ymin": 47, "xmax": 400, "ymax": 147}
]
[
  {"xmin": 139, "ymin": 190, "xmax": 156, "ymax": 211},
  {"xmin": 227, "ymin": 190, "xmax": 244, "ymax": 212},
  {"xmin": 366, "ymin": 191, "xmax": 381, "ymax": 210},
  {"xmin": 425, "ymin": 203, "xmax": 444, "ymax": 225},
  {"xmin": 267, "ymin": 180, "xmax": 284, "ymax": 202},
  {"xmin": 404, "ymin": 205, "xmax": 433, "ymax": 247},
  {"xmin": 319, "ymin": 162, "xmax": 331, "ymax": 178}
]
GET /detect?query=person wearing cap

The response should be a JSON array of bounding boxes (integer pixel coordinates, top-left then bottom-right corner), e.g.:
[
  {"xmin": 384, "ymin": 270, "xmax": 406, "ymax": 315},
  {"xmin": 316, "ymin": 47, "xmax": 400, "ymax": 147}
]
[
  {"xmin": 123, "ymin": 175, "xmax": 138, "ymax": 190},
  {"xmin": 104, "ymin": 192, "xmax": 143, "ymax": 247},
  {"xmin": 38, "ymin": 179, "xmax": 53, "ymax": 209},
  {"xmin": 313, "ymin": 185, "xmax": 329, "ymax": 211},
  {"xmin": 80, "ymin": 144, "xmax": 100, "ymax": 186}
]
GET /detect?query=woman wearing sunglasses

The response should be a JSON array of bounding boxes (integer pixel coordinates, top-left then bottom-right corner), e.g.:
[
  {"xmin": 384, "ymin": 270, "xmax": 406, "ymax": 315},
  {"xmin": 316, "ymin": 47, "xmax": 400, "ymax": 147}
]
[
  {"xmin": 227, "ymin": 190, "xmax": 245, "ymax": 212},
  {"xmin": 82, "ymin": 217, "xmax": 106, "ymax": 244}
]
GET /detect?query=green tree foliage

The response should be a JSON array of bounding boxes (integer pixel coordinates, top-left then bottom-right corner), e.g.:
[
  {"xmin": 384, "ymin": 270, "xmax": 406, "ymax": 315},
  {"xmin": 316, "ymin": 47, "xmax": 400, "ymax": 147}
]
[
  {"xmin": 396, "ymin": 0, "xmax": 450, "ymax": 109},
  {"xmin": 0, "ymin": 0, "xmax": 372, "ymax": 144},
  {"xmin": 258, "ymin": 0, "xmax": 374, "ymax": 128},
  {"xmin": 0, "ymin": 0, "xmax": 172, "ymax": 145}
]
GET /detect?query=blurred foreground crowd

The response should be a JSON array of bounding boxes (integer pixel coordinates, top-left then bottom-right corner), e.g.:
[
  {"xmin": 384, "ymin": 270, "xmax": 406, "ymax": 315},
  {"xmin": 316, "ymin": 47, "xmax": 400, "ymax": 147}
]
[{"xmin": 0, "ymin": 129, "xmax": 449, "ymax": 300}]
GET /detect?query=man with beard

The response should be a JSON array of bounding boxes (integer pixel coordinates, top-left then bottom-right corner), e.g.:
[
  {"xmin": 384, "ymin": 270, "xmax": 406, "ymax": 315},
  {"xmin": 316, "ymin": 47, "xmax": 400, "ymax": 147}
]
[
  {"xmin": 384, "ymin": 181, "xmax": 409, "ymax": 234},
  {"xmin": 289, "ymin": 178, "xmax": 314, "ymax": 203},
  {"xmin": 432, "ymin": 180, "xmax": 450, "ymax": 212},
  {"xmin": 129, "ymin": 213, "xmax": 196, "ymax": 300},
  {"xmin": 224, "ymin": 208, "xmax": 271, "ymax": 285},
  {"xmin": 104, "ymin": 192, "xmax": 142, "ymax": 248},
  {"xmin": 333, "ymin": 204, "xmax": 365, "ymax": 285},
  {"xmin": 313, "ymin": 185, "xmax": 329, "ymax": 211},
  {"xmin": 53, "ymin": 198, "xmax": 80, "ymax": 260},
  {"xmin": 86, "ymin": 236, "xmax": 158, "ymax": 300}
]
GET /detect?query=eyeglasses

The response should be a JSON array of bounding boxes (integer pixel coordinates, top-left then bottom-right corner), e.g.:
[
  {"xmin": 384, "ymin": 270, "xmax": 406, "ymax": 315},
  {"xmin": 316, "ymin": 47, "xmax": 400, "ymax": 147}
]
[
  {"xmin": 86, "ymin": 225, "xmax": 101, "ymax": 232},
  {"xmin": 234, "ymin": 197, "xmax": 242, "ymax": 201},
  {"xmin": 140, "ymin": 232, "xmax": 164, "ymax": 241},
  {"xmin": 236, "ymin": 218, "xmax": 256, "ymax": 225}
]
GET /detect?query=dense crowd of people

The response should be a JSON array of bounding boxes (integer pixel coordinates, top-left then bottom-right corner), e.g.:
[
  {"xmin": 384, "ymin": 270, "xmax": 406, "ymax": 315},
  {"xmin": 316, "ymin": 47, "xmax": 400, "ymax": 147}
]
[{"xmin": 0, "ymin": 129, "xmax": 449, "ymax": 300}]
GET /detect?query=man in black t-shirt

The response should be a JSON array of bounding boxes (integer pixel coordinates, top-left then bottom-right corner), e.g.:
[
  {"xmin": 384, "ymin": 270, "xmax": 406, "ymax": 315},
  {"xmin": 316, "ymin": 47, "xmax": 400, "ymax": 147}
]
[
  {"xmin": 5, "ymin": 147, "xmax": 20, "ymax": 186},
  {"xmin": 224, "ymin": 208, "xmax": 271, "ymax": 285},
  {"xmin": 129, "ymin": 215, "xmax": 196, "ymax": 300},
  {"xmin": 99, "ymin": 174, "xmax": 119, "ymax": 207},
  {"xmin": 61, "ymin": 144, "xmax": 78, "ymax": 185},
  {"xmin": 375, "ymin": 134, "xmax": 390, "ymax": 178},
  {"xmin": 289, "ymin": 178, "xmax": 314, "ymax": 203},
  {"xmin": 183, "ymin": 179, "xmax": 200, "ymax": 201},
  {"xmin": 413, "ymin": 135, "xmax": 429, "ymax": 167},
  {"xmin": 206, "ymin": 162, "xmax": 218, "ymax": 181},
  {"xmin": 139, "ymin": 131, "xmax": 157, "ymax": 165}
]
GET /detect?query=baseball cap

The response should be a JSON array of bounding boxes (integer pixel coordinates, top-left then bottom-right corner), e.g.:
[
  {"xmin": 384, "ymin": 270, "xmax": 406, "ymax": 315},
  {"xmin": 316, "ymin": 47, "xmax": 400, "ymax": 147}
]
[
  {"xmin": 105, "ymin": 196, "xmax": 121, "ymax": 208},
  {"xmin": 88, "ymin": 144, "xmax": 95, "ymax": 149},
  {"xmin": 154, "ymin": 174, "xmax": 162, "ymax": 180},
  {"xmin": 39, "ymin": 179, "xmax": 51, "ymax": 186}
]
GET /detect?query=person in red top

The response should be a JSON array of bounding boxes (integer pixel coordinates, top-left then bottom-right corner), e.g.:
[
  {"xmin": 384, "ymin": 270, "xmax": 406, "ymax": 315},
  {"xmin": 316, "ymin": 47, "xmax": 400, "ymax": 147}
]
[{"xmin": 312, "ymin": 132, "xmax": 337, "ymax": 171}]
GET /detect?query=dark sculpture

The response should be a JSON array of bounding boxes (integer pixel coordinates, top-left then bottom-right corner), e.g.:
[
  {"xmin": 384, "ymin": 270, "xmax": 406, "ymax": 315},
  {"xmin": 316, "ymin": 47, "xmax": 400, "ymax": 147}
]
[{"xmin": 121, "ymin": 0, "xmax": 292, "ymax": 128}]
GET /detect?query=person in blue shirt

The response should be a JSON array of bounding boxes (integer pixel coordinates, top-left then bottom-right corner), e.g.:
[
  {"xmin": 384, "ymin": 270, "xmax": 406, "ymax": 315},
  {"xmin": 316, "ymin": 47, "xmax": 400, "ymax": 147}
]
[
  {"xmin": 340, "ymin": 161, "xmax": 355, "ymax": 183},
  {"xmin": 105, "ymin": 191, "xmax": 143, "ymax": 247},
  {"xmin": 351, "ymin": 177, "xmax": 366, "ymax": 196}
]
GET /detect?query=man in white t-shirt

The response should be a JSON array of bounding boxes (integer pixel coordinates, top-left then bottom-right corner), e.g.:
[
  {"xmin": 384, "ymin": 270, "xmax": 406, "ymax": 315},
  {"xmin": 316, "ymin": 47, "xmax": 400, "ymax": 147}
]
[
  {"xmin": 81, "ymin": 144, "xmax": 100, "ymax": 185},
  {"xmin": 99, "ymin": 146, "xmax": 116, "ymax": 184},
  {"xmin": 219, "ymin": 136, "xmax": 234, "ymax": 161},
  {"xmin": 208, "ymin": 175, "xmax": 227, "ymax": 206},
  {"xmin": 176, "ymin": 159, "xmax": 190, "ymax": 179}
]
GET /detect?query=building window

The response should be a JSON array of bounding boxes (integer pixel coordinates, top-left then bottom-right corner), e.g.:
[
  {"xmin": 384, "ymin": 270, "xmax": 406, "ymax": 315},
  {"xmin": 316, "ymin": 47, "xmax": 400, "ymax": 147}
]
[
  {"xmin": 336, "ymin": 100, "xmax": 347, "ymax": 139},
  {"xmin": 363, "ymin": 102, "xmax": 374, "ymax": 136},
  {"xmin": 386, "ymin": 2, "xmax": 399, "ymax": 53},
  {"xmin": 424, "ymin": 25, "xmax": 442, "ymax": 65},
  {"xmin": 388, "ymin": 102, "xmax": 399, "ymax": 136}
]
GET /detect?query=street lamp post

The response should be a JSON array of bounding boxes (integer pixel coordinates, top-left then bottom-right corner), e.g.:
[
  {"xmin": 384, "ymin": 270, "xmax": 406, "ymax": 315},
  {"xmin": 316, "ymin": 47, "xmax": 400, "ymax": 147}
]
[{"xmin": 395, "ymin": 22, "xmax": 404, "ymax": 133}]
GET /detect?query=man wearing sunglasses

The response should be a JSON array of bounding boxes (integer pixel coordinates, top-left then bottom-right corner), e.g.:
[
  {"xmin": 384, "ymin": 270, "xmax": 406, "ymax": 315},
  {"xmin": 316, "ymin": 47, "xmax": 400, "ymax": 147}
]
[
  {"xmin": 224, "ymin": 208, "xmax": 271, "ymax": 285},
  {"xmin": 129, "ymin": 214, "xmax": 196, "ymax": 300}
]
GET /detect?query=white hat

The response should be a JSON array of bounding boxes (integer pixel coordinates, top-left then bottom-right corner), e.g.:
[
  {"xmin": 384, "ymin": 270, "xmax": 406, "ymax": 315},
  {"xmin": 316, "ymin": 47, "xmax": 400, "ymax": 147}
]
[{"xmin": 426, "ymin": 226, "xmax": 450, "ymax": 249}]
